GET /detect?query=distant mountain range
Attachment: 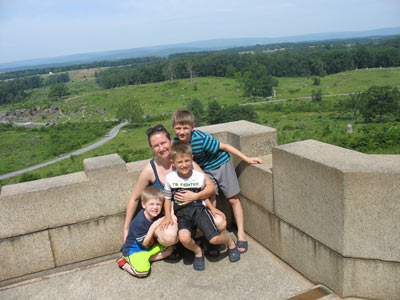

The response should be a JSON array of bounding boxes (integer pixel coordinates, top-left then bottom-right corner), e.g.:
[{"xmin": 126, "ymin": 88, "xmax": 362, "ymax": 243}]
[{"xmin": 1, "ymin": 27, "xmax": 400, "ymax": 72}]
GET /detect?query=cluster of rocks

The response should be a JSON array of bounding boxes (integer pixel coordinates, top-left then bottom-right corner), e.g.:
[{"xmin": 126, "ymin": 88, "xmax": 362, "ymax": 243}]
[{"xmin": 0, "ymin": 105, "xmax": 59, "ymax": 122}]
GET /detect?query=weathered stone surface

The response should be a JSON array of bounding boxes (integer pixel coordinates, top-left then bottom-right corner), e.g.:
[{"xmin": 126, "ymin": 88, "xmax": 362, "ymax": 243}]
[
  {"xmin": 0, "ymin": 155, "xmax": 137, "ymax": 239},
  {"xmin": 49, "ymin": 214, "xmax": 124, "ymax": 266},
  {"xmin": 237, "ymin": 155, "xmax": 273, "ymax": 212},
  {"xmin": 273, "ymin": 142, "xmax": 345, "ymax": 254},
  {"xmin": 83, "ymin": 153, "xmax": 127, "ymax": 179},
  {"xmin": 273, "ymin": 139, "xmax": 400, "ymax": 262},
  {"xmin": 343, "ymin": 171, "xmax": 400, "ymax": 261},
  {"xmin": 0, "ymin": 231, "xmax": 55, "ymax": 281},
  {"xmin": 199, "ymin": 120, "xmax": 277, "ymax": 158},
  {"xmin": 242, "ymin": 196, "xmax": 400, "ymax": 299},
  {"xmin": 242, "ymin": 196, "xmax": 344, "ymax": 295},
  {"xmin": 342, "ymin": 257, "xmax": 400, "ymax": 300}
]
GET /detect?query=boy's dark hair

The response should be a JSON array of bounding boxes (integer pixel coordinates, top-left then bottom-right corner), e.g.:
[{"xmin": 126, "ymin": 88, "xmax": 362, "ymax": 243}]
[
  {"xmin": 170, "ymin": 140, "xmax": 192, "ymax": 161},
  {"xmin": 145, "ymin": 124, "xmax": 171, "ymax": 146},
  {"xmin": 171, "ymin": 110, "xmax": 195, "ymax": 128},
  {"xmin": 141, "ymin": 186, "xmax": 164, "ymax": 204}
]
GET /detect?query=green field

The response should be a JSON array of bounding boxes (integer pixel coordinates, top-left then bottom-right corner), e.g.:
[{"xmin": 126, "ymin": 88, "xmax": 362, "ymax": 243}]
[{"xmin": 0, "ymin": 67, "xmax": 399, "ymax": 186}]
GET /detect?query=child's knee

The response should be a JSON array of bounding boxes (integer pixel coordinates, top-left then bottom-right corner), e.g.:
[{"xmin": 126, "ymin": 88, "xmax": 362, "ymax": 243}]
[
  {"xmin": 214, "ymin": 215, "xmax": 226, "ymax": 232},
  {"xmin": 208, "ymin": 235, "xmax": 220, "ymax": 245},
  {"xmin": 228, "ymin": 195, "xmax": 241, "ymax": 206},
  {"xmin": 178, "ymin": 230, "xmax": 192, "ymax": 244},
  {"xmin": 159, "ymin": 229, "xmax": 178, "ymax": 246}
]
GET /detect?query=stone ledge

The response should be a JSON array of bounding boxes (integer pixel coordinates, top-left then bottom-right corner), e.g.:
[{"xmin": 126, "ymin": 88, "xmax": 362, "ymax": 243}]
[
  {"xmin": 277, "ymin": 139, "xmax": 400, "ymax": 173},
  {"xmin": 0, "ymin": 231, "xmax": 55, "ymax": 282},
  {"xmin": 0, "ymin": 154, "xmax": 136, "ymax": 239},
  {"xmin": 50, "ymin": 214, "xmax": 124, "ymax": 266},
  {"xmin": 242, "ymin": 195, "xmax": 400, "ymax": 299},
  {"xmin": 84, "ymin": 154, "xmax": 127, "ymax": 179},
  {"xmin": 0, "ymin": 172, "xmax": 88, "ymax": 197},
  {"xmin": 273, "ymin": 140, "xmax": 400, "ymax": 262},
  {"xmin": 237, "ymin": 154, "xmax": 273, "ymax": 212}
]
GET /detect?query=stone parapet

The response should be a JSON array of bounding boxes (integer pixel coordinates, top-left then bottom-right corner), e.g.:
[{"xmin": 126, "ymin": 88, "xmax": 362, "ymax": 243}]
[
  {"xmin": 0, "ymin": 121, "xmax": 277, "ymax": 282},
  {"xmin": 242, "ymin": 195, "xmax": 400, "ymax": 299},
  {"xmin": 1, "ymin": 121, "xmax": 399, "ymax": 300},
  {"xmin": 0, "ymin": 155, "xmax": 143, "ymax": 281},
  {"xmin": 239, "ymin": 138, "xmax": 399, "ymax": 299},
  {"xmin": 272, "ymin": 139, "xmax": 400, "ymax": 262},
  {"xmin": 199, "ymin": 120, "xmax": 277, "ymax": 166}
]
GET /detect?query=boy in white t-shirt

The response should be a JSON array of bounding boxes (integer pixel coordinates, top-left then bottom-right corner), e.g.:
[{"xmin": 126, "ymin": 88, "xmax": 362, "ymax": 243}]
[{"xmin": 160, "ymin": 141, "xmax": 240, "ymax": 271}]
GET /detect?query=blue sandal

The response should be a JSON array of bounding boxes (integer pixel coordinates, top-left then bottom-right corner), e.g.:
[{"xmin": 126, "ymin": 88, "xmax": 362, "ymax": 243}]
[
  {"xmin": 193, "ymin": 250, "xmax": 205, "ymax": 271},
  {"xmin": 237, "ymin": 240, "xmax": 248, "ymax": 253},
  {"xmin": 228, "ymin": 246, "xmax": 240, "ymax": 262}
]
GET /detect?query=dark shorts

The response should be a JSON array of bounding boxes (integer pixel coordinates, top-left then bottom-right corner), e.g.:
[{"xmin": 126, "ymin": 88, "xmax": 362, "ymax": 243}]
[
  {"xmin": 175, "ymin": 203, "xmax": 220, "ymax": 242},
  {"xmin": 205, "ymin": 159, "xmax": 240, "ymax": 199}
]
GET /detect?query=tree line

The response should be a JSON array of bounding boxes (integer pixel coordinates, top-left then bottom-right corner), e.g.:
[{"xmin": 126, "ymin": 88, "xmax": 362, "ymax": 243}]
[
  {"xmin": 95, "ymin": 36, "xmax": 400, "ymax": 90},
  {"xmin": 0, "ymin": 73, "xmax": 70, "ymax": 105},
  {"xmin": 0, "ymin": 57, "xmax": 162, "ymax": 81}
]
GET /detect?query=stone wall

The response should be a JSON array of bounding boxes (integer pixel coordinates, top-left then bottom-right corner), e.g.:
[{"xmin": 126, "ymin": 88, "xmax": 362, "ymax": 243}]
[
  {"xmin": 241, "ymin": 139, "xmax": 400, "ymax": 300},
  {"xmin": 1, "ymin": 120, "xmax": 399, "ymax": 299}
]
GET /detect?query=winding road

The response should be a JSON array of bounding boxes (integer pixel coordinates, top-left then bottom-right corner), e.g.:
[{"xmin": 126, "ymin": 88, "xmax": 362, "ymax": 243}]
[{"xmin": 0, "ymin": 121, "xmax": 128, "ymax": 181}]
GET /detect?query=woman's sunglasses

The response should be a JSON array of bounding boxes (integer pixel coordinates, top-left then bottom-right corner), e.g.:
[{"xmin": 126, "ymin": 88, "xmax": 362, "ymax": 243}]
[{"xmin": 146, "ymin": 124, "xmax": 165, "ymax": 137}]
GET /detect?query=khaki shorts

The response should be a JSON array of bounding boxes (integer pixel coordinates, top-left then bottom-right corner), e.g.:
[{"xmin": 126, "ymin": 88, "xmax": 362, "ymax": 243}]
[{"xmin": 205, "ymin": 159, "xmax": 240, "ymax": 199}]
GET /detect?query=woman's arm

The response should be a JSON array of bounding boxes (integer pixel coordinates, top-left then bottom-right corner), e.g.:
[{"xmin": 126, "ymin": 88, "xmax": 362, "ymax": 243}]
[{"xmin": 123, "ymin": 165, "xmax": 152, "ymax": 242}]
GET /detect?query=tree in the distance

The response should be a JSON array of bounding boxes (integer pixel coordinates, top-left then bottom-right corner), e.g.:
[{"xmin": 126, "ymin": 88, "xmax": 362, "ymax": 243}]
[
  {"xmin": 48, "ymin": 83, "xmax": 70, "ymax": 100},
  {"xmin": 116, "ymin": 100, "xmax": 144, "ymax": 123},
  {"xmin": 187, "ymin": 98, "xmax": 204, "ymax": 126},
  {"xmin": 243, "ymin": 63, "xmax": 277, "ymax": 97},
  {"xmin": 311, "ymin": 89, "xmax": 322, "ymax": 102},
  {"xmin": 359, "ymin": 86, "xmax": 399, "ymax": 123}
]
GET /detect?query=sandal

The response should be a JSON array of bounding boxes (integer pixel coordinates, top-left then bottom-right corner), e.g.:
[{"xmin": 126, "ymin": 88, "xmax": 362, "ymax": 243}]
[
  {"xmin": 228, "ymin": 246, "xmax": 240, "ymax": 262},
  {"xmin": 193, "ymin": 250, "xmax": 205, "ymax": 271},
  {"xmin": 167, "ymin": 247, "xmax": 182, "ymax": 260},
  {"xmin": 237, "ymin": 240, "xmax": 248, "ymax": 253},
  {"xmin": 205, "ymin": 242, "xmax": 220, "ymax": 257}
]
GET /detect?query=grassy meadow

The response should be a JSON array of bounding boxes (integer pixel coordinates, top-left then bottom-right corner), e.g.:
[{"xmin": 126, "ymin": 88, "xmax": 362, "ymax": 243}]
[{"xmin": 0, "ymin": 67, "xmax": 399, "ymax": 186}]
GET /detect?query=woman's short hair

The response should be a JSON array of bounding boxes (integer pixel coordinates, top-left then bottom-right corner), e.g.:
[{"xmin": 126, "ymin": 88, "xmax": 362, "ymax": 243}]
[{"xmin": 145, "ymin": 124, "xmax": 171, "ymax": 146}]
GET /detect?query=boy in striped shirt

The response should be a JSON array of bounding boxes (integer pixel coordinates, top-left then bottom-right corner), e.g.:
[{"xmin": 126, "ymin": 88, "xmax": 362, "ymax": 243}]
[{"xmin": 171, "ymin": 110, "xmax": 263, "ymax": 253}]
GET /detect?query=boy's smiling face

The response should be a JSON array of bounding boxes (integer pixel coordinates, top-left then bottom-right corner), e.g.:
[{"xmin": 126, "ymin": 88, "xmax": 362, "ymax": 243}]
[
  {"xmin": 173, "ymin": 123, "xmax": 193, "ymax": 143},
  {"xmin": 172, "ymin": 153, "xmax": 193, "ymax": 178},
  {"xmin": 142, "ymin": 198, "xmax": 163, "ymax": 220}
]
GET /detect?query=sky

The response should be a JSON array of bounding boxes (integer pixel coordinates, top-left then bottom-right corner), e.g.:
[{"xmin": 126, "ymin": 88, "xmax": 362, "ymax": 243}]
[{"xmin": 0, "ymin": 0, "xmax": 399, "ymax": 64}]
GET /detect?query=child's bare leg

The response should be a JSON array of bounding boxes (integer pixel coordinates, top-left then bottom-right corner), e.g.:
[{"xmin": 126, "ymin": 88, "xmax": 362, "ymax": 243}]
[
  {"xmin": 208, "ymin": 194, "xmax": 226, "ymax": 231},
  {"xmin": 228, "ymin": 195, "xmax": 247, "ymax": 249},
  {"xmin": 179, "ymin": 229, "xmax": 202, "ymax": 257},
  {"xmin": 213, "ymin": 214, "xmax": 227, "ymax": 232},
  {"xmin": 154, "ymin": 217, "xmax": 178, "ymax": 246},
  {"xmin": 209, "ymin": 233, "xmax": 235, "ymax": 250},
  {"xmin": 149, "ymin": 246, "xmax": 173, "ymax": 262},
  {"xmin": 209, "ymin": 194, "xmax": 217, "ymax": 207}
]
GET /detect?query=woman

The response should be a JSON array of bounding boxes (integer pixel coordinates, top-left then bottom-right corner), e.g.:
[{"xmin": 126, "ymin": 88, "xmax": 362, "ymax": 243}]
[{"xmin": 123, "ymin": 124, "xmax": 225, "ymax": 248}]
